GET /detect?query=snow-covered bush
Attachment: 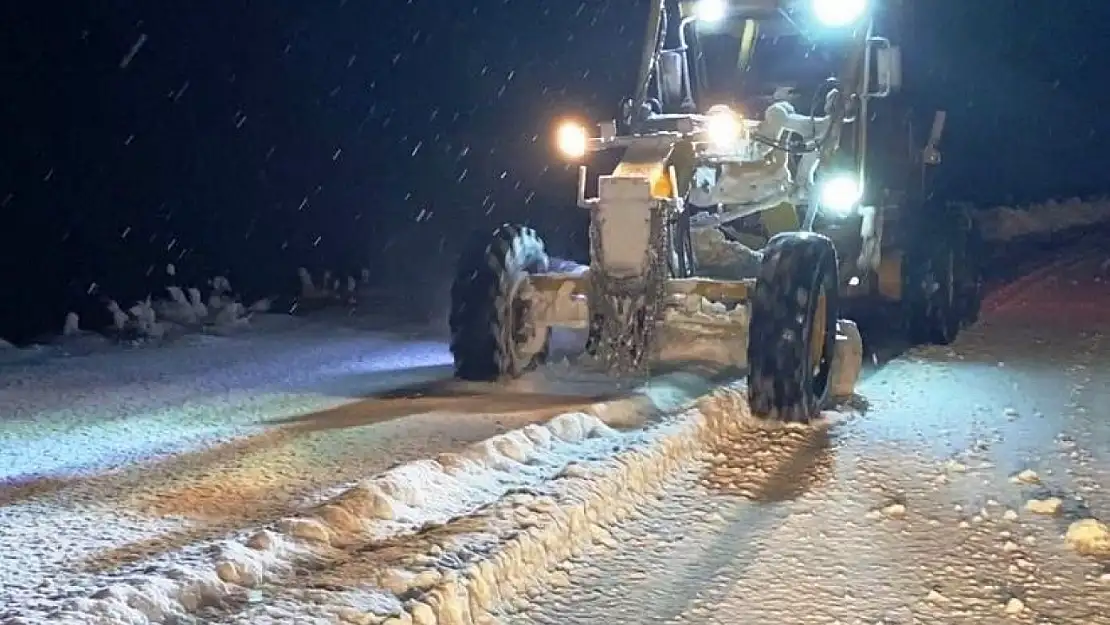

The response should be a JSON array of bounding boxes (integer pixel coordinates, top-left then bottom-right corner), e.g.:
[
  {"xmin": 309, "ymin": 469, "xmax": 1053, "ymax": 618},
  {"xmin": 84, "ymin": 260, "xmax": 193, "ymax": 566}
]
[
  {"xmin": 106, "ymin": 300, "xmax": 129, "ymax": 332},
  {"xmin": 98, "ymin": 274, "xmax": 270, "ymax": 343},
  {"xmin": 128, "ymin": 297, "xmax": 165, "ymax": 339},
  {"xmin": 211, "ymin": 275, "xmax": 232, "ymax": 294},
  {"xmin": 153, "ymin": 286, "xmax": 201, "ymax": 326},
  {"xmin": 248, "ymin": 298, "xmax": 272, "ymax": 313},
  {"xmin": 62, "ymin": 312, "xmax": 81, "ymax": 337},
  {"xmin": 296, "ymin": 267, "xmax": 365, "ymax": 309}
]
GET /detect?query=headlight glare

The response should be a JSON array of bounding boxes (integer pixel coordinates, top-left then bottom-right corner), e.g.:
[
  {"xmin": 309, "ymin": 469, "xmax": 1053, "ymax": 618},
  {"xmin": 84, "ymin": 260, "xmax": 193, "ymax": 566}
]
[
  {"xmin": 812, "ymin": 0, "xmax": 867, "ymax": 28},
  {"xmin": 555, "ymin": 121, "xmax": 588, "ymax": 159},
  {"xmin": 818, "ymin": 174, "xmax": 862, "ymax": 216},
  {"xmin": 694, "ymin": 0, "xmax": 728, "ymax": 24},
  {"xmin": 705, "ymin": 106, "xmax": 740, "ymax": 149}
]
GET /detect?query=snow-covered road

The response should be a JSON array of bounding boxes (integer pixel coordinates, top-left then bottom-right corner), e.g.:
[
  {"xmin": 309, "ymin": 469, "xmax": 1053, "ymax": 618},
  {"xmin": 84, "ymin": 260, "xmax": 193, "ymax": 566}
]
[
  {"xmin": 2, "ymin": 228, "xmax": 1109, "ymax": 625},
  {"xmin": 0, "ymin": 313, "xmax": 717, "ymax": 623},
  {"xmin": 1, "ymin": 324, "xmax": 451, "ymax": 482},
  {"xmin": 0, "ymin": 320, "xmax": 625, "ymax": 617},
  {"xmin": 504, "ymin": 237, "xmax": 1110, "ymax": 624},
  {"xmin": 0, "ymin": 324, "xmax": 452, "ymax": 607}
]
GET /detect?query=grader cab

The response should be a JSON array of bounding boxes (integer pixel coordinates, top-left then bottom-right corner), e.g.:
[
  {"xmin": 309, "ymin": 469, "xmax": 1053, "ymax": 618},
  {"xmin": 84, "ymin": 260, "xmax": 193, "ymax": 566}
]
[{"xmin": 448, "ymin": 0, "xmax": 982, "ymax": 423}]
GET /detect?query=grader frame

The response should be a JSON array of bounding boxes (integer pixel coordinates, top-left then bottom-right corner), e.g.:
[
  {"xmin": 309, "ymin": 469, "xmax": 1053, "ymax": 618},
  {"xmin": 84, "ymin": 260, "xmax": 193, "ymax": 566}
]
[{"xmin": 447, "ymin": 0, "xmax": 978, "ymax": 422}]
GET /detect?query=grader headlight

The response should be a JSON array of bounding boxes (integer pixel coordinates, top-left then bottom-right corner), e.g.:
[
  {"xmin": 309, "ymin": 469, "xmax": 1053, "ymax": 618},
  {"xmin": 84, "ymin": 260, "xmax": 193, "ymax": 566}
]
[
  {"xmin": 693, "ymin": 0, "xmax": 728, "ymax": 24},
  {"xmin": 812, "ymin": 0, "xmax": 867, "ymax": 28},
  {"xmin": 705, "ymin": 106, "xmax": 741, "ymax": 149},
  {"xmin": 818, "ymin": 173, "xmax": 863, "ymax": 216},
  {"xmin": 555, "ymin": 120, "xmax": 588, "ymax": 160}
]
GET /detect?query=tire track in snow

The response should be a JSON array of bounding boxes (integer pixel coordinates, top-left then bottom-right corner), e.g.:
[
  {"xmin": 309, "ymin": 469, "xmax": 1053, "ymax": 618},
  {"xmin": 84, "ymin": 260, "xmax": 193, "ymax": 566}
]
[
  {"xmin": 74, "ymin": 391, "xmax": 605, "ymax": 574},
  {"xmin": 503, "ymin": 242, "xmax": 1110, "ymax": 625}
]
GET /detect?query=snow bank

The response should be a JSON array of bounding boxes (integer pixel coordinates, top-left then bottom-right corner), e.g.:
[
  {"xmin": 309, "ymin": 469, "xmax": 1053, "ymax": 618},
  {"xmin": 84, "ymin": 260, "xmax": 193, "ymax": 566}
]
[
  {"xmin": 352, "ymin": 384, "xmax": 779, "ymax": 625},
  {"xmin": 977, "ymin": 197, "xmax": 1110, "ymax": 241},
  {"xmin": 35, "ymin": 371, "xmax": 724, "ymax": 624}
]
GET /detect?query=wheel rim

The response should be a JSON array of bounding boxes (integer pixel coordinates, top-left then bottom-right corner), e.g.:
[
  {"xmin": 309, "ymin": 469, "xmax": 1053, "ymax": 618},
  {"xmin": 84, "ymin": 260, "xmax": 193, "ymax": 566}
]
[{"xmin": 508, "ymin": 274, "xmax": 547, "ymax": 364}]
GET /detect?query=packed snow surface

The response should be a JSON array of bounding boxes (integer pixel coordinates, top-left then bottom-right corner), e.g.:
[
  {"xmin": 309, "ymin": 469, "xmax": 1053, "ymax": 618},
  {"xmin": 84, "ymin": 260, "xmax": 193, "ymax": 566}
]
[
  {"xmin": 2, "ymin": 322, "xmax": 459, "ymax": 620},
  {"xmin": 2, "ymin": 208, "xmax": 1110, "ymax": 624},
  {"xmin": 500, "ymin": 231, "xmax": 1110, "ymax": 625},
  {"xmin": 0, "ymin": 309, "xmax": 735, "ymax": 623}
]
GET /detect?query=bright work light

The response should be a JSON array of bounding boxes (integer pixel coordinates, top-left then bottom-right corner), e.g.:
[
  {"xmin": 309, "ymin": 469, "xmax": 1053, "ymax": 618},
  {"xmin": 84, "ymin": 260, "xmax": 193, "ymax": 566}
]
[
  {"xmin": 818, "ymin": 174, "xmax": 862, "ymax": 216},
  {"xmin": 812, "ymin": 0, "xmax": 867, "ymax": 28},
  {"xmin": 694, "ymin": 0, "xmax": 728, "ymax": 24},
  {"xmin": 705, "ymin": 106, "xmax": 740, "ymax": 148}
]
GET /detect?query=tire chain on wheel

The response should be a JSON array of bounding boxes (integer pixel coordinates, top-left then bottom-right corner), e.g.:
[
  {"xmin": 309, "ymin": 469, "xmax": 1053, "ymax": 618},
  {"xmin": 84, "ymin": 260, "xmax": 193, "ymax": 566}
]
[{"xmin": 587, "ymin": 201, "xmax": 670, "ymax": 377}]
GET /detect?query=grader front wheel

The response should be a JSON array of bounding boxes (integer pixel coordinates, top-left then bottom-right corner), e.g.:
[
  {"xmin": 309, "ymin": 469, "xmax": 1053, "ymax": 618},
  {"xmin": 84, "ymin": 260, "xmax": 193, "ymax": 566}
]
[
  {"xmin": 448, "ymin": 224, "xmax": 552, "ymax": 381},
  {"xmin": 747, "ymin": 232, "xmax": 840, "ymax": 423}
]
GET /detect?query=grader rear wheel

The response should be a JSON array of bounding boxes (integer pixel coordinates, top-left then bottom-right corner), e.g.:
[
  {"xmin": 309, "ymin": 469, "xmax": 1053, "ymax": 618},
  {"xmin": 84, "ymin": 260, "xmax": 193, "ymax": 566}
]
[
  {"xmin": 747, "ymin": 232, "xmax": 839, "ymax": 423},
  {"xmin": 905, "ymin": 204, "xmax": 983, "ymax": 345}
]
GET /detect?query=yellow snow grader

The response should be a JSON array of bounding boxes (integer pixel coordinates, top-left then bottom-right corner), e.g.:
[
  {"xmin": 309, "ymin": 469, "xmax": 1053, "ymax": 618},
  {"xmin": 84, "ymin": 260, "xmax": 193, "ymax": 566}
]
[{"xmin": 448, "ymin": 0, "xmax": 982, "ymax": 422}]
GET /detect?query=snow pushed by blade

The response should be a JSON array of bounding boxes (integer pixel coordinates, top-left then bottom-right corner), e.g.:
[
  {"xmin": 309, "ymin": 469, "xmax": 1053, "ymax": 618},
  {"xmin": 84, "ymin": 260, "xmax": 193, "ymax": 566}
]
[
  {"xmin": 18, "ymin": 367, "xmax": 723, "ymax": 625},
  {"xmin": 220, "ymin": 383, "xmax": 779, "ymax": 625}
]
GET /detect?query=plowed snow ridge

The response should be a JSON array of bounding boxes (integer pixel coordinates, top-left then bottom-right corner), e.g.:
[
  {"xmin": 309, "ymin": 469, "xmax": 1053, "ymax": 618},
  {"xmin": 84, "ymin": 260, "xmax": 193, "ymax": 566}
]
[{"xmin": 11, "ymin": 367, "xmax": 733, "ymax": 624}]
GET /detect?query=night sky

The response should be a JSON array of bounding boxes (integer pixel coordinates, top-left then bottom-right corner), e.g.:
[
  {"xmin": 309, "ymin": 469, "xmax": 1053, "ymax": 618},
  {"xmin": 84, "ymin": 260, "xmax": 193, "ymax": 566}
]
[{"xmin": 1, "ymin": 0, "xmax": 1107, "ymax": 343}]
